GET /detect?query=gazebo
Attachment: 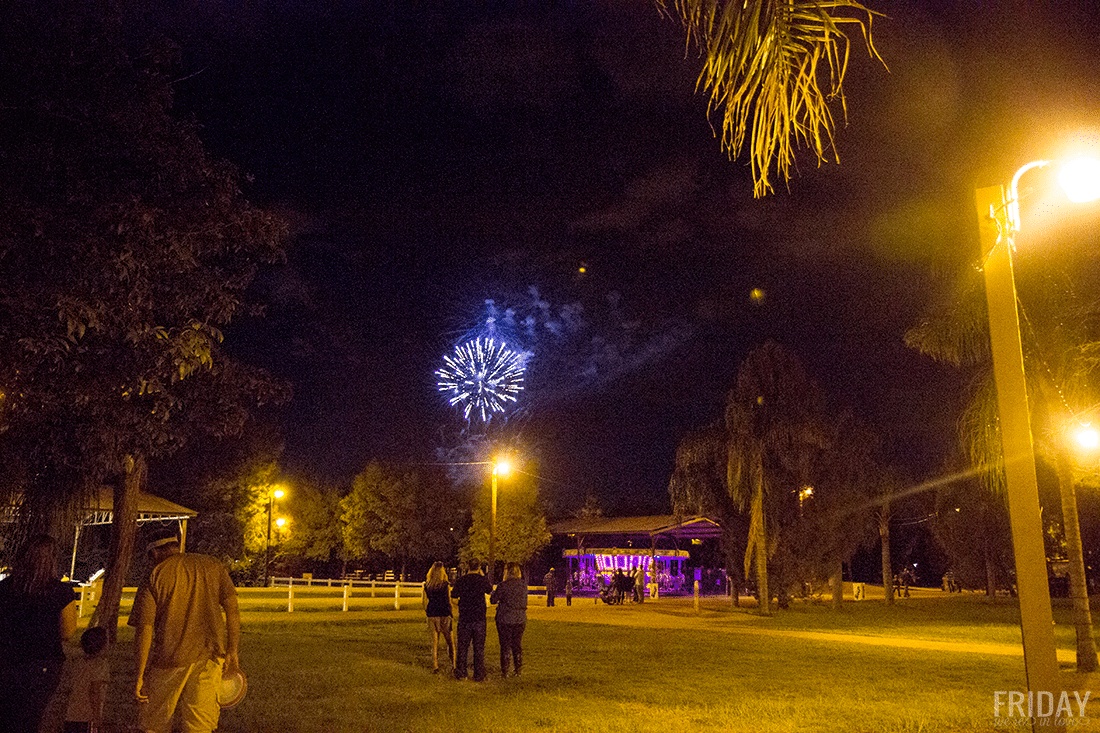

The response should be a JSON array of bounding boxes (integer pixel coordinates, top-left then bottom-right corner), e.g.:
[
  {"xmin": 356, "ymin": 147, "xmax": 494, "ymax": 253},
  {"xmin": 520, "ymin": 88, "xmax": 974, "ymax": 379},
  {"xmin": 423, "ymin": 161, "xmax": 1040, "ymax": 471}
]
[
  {"xmin": 67, "ymin": 488, "xmax": 196, "ymax": 580},
  {"xmin": 550, "ymin": 515, "xmax": 721, "ymax": 593}
]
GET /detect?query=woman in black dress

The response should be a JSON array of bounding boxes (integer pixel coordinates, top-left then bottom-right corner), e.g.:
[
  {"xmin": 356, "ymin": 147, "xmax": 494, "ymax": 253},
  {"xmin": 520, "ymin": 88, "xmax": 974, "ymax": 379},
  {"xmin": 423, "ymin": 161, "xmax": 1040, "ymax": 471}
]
[{"xmin": 423, "ymin": 561, "xmax": 455, "ymax": 673}]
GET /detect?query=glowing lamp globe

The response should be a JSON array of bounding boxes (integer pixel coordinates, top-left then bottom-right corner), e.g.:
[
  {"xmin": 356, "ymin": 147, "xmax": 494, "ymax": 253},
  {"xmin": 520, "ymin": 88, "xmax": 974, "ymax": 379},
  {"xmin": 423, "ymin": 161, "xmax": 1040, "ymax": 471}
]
[
  {"xmin": 1058, "ymin": 158, "xmax": 1100, "ymax": 203},
  {"xmin": 494, "ymin": 459, "xmax": 511, "ymax": 477},
  {"xmin": 1076, "ymin": 426, "xmax": 1100, "ymax": 451}
]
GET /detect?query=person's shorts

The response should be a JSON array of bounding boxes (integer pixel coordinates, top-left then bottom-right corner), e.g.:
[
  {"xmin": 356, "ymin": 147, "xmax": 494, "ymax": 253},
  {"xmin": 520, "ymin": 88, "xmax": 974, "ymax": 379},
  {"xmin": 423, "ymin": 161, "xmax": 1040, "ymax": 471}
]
[
  {"xmin": 427, "ymin": 616, "xmax": 452, "ymax": 635},
  {"xmin": 139, "ymin": 657, "xmax": 223, "ymax": 733}
]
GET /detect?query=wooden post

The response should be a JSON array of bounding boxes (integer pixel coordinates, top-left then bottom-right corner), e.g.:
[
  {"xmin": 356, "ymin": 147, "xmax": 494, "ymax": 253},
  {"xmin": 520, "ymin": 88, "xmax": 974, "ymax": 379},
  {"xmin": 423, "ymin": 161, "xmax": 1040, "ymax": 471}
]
[
  {"xmin": 287, "ymin": 582, "xmax": 294, "ymax": 613},
  {"xmin": 693, "ymin": 580, "xmax": 700, "ymax": 614},
  {"xmin": 343, "ymin": 583, "xmax": 350, "ymax": 612},
  {"xmin": 394, "ymin": 581, "xmax": 401, "ymax": 611}
]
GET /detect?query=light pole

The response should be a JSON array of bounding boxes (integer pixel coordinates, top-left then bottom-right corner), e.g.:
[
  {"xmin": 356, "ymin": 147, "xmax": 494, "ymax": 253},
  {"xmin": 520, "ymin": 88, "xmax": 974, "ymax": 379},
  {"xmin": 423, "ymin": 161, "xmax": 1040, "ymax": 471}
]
[
  {"xmin": 264, "ymin": 486, "xmax": 285, "ymax": 588},
  {"xmin": 976, "ymin": 157, "xmax": 1100, "ymax": 702},
  {"xmin": 489, "ymin": 458, "xmax": 510, "ymax": 585}
]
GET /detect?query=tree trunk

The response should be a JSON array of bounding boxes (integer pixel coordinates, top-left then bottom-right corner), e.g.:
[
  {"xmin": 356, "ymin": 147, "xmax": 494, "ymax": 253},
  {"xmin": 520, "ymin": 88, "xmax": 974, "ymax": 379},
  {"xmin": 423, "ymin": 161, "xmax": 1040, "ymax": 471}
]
[
  {"xmin": 831, "ymin": 560, "xmax": 843, "ymax": 610},
  {"xmin": 92, "ymin": 453, "xmax": 144, "ymax": 642},
  {"xmin": 983, "ymin": 509, "xmax": 996, "ymax": 597},
  {"xmin": 1056, "ymin": 451, "xmax": 1099, "ymax": 672},
  {"xmin": 879, "ymin": 507, "xmax": 893, "ymax": 606},
  {"xmin": 755, "ymin": 506, "xmax": 770, "ymax": 616}
]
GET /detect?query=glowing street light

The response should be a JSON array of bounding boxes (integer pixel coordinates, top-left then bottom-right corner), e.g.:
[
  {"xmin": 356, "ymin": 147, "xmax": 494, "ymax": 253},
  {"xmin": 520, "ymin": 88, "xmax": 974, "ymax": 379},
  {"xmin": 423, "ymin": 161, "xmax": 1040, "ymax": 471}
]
[
  {"xmin": 1074, "ymin": 425, "xmax": 1100, "ymax": 451},
  {"xmin": 489, "ymin": 458, "xmax": 511, "ymax": 585},
  {"xmin": 265, "ymin": 486, "xmax": 286, "ymax": 588},
  {"xmin": 798, "ymin": 486, "xmax": 813, "ymax": 517},
  {"xmin": 977, "ymin": 156, "xmax": 1100, "ymax": 704}
]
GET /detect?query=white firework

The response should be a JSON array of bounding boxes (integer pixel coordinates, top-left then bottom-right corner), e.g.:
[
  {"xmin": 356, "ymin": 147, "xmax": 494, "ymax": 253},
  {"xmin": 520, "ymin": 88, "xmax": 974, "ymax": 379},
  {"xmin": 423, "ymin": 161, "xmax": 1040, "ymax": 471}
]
[{"xmin": 436, "ymin": 337, "xmax": 526, "ymax": 422}]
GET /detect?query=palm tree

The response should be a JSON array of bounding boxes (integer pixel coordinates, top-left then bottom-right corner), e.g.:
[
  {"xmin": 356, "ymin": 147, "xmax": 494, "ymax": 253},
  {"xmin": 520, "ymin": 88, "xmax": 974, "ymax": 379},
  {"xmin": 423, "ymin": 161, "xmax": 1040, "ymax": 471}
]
[
  {"xmin": 725, "ymin": 341, "xmax": 826, "ymax": 614},
  {"xmin": 906, "ymin": 263, "xmax": 1100, "ymax": 671},
  {"xmin": 660, "ymin": 0, "xmax": 883, "ymax": 196}
]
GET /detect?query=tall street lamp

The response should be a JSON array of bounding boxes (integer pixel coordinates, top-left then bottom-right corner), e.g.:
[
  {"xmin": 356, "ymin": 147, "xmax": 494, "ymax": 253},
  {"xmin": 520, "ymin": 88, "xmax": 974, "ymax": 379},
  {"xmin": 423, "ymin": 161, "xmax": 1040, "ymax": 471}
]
[
  {"xmin": 265, "ymin": 486, "xmax": 286, "ymax": 588},
  {"xmin": 976, "ymin": 156, "xmax": 1100, "ymax": 701},
  {"xmin": 489, "ymin": 458, "xmax": 511, "ymax": 585}
]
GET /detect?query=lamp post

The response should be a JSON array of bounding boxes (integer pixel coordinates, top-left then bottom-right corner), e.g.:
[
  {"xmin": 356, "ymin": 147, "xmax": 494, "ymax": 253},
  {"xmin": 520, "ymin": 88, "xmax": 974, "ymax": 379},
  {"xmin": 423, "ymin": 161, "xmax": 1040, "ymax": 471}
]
[
  {"xmin": 264, "ymin": 486, "xmax": 285, "ymax": 588},
  {"xmin": 489, "ymin": 458, "xmax": 510, "ymax": 585},
  {"xmin": 976, "ymin": 157, "xmax": 1100, "ymax": 702}
]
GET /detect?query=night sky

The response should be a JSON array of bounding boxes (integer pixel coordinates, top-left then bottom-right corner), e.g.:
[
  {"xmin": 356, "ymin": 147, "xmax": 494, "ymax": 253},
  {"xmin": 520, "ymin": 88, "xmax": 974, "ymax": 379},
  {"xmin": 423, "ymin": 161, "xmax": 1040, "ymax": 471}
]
[{"xmin": 135, "ymin": 1, "xmax": 1100, "ymax": 515}]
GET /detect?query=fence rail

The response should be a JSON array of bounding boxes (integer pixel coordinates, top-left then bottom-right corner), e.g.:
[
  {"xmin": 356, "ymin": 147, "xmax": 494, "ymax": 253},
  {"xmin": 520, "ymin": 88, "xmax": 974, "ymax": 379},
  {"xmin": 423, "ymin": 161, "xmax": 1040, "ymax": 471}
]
[{"xmin": 73, "ymin": 579, "xmax": 558, "ymax": 618}]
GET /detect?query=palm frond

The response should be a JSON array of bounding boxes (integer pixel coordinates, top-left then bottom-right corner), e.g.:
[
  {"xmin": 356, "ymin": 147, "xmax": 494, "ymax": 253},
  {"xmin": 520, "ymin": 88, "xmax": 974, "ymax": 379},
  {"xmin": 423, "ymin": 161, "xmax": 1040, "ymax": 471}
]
[
  {"xmin": 660, "ymin": 0, "xmax": 883, "ymax": 196},
  {"xmin": 958, "ymin": 373, "xmax": 1005, "ymax": 496},
  {"xmin": 904, "ymin": 264, "xmax": 990, "ymax": 367}
]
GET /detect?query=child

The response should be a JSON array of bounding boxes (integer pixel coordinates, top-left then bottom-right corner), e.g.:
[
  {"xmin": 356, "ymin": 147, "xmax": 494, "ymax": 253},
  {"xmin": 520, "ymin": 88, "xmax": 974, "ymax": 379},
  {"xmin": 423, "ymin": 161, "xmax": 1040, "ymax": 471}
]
[{"xmin": 64, "ymin": 626, "xmax": 110, "ymax": 733}]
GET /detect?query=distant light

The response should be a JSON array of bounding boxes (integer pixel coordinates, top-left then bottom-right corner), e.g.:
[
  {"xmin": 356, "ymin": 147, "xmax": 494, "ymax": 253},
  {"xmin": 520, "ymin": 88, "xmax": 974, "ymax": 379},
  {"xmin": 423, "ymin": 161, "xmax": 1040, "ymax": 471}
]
[
  {"xmin": 273, "ymin": 488, "xmax": 285, "ymax": 499},
  {"xmin": 275, "ymin": 517, "xmax": 287, "ymax": 528},
  {"xmin": 1059, "ymin": 158, "xmax": 1100, "ymax": 203},
  {"xmin": 749, "ymin": 287, "xmax": 766, "ymax": 304},
  {"xmin": 578, "ymin": 263, "xmax": 588, "ymax": 275}
]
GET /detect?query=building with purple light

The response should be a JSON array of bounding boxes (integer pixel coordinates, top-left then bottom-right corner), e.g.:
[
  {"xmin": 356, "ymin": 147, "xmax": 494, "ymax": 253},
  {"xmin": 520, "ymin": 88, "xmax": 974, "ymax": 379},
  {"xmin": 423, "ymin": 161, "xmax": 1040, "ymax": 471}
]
[{"xmin": 551, "ymin": 515, "xmax": 721, "ymax": 594}]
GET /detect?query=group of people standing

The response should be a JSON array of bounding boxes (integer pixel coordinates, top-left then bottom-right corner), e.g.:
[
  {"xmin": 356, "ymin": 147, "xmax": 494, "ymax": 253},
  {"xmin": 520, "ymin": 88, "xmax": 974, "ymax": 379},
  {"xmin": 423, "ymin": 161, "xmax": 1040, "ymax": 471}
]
[
  {"xmin": 0, "ymin": 529, "xmax": 240, "ymax": 733},
  {"xmin": 598, "ymin": 567, "xmax": 646, "ymax": 605},
  {"xmin": 423, "ymin": 559, "xmax": 528, "ymax": 682}
]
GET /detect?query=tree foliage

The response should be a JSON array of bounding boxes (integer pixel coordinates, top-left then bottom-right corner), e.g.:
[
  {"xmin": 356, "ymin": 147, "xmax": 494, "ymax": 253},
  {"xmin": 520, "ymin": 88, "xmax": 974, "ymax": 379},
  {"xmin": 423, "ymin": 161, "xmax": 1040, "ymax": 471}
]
[
  {"xmin": 463, "ymin": 465, "xmax": 551, "ymax": 568},
  {"xmin": 671, "ymin": 342, "xmax": 880, "ymax": 611},
  {"xmin": 281, "ymin": 480, "xmax": 345, "ymax": 565},
  {"xmin": 0, "ymin": 5, "xmax": 287, "ymax": 527},
  {"xmin": 341, "ymin": 461, "xmax": 458, "ymax": 574},
  {"xmin": 726, "ymin": 340, "xmax": 827, "ymax": 610},
  {"xmin": 0, "ymin": 5, "xmax": 287, "ymax": 631},
  {"xmin": 661, "ymin": 0, "xmax": 884, "ymax": 196},
  {"xmin": 669, "ymin": 421, "xmax": 749, "ymax": 598}
]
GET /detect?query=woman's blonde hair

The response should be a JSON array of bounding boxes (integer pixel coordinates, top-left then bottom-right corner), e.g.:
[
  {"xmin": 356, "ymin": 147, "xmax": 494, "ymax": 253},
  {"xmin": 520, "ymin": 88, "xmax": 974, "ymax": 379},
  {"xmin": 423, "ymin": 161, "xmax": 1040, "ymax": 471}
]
[
  {"xmin": 425, "ymin": 561, "xmax": 450, "ymax": 589},
  {"xmin": 503, "ymin": 562, "xmax": 523, "ymax": 581}
]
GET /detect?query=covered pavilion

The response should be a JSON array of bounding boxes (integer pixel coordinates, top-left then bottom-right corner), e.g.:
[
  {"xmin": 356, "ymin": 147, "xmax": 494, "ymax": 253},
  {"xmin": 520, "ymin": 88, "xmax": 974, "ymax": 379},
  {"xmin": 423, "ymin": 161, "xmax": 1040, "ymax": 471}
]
[
  {"xmin": 550, "ymin": 515, "xmax": 721, "ymax": 593},
  {"xmin": 66, "ymin": 488, "xmax": 196, "ymax": 580}
]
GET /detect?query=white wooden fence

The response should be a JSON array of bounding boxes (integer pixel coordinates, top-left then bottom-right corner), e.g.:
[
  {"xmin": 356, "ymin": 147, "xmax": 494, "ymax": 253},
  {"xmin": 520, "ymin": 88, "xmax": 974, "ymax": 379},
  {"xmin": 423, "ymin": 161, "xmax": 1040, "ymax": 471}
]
[{"xmin": 267, "ymin": 576, "xmax": 550, "ymax": 613}]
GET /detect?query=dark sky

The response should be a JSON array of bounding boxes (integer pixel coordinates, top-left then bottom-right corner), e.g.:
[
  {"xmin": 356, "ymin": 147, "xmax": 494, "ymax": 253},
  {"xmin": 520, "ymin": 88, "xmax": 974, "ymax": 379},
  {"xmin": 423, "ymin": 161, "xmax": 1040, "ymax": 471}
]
[{"xmin": 139, "ymin": 1, "xmax": 1100, "ymax": 514}]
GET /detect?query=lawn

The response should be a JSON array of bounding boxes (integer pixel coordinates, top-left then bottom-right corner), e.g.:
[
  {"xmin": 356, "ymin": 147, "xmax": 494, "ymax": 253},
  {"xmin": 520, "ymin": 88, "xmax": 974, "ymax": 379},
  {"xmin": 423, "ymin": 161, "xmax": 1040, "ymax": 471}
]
[{"xmin": 48, "ymin": 589, "xmax": 1100, "ymax": 732}]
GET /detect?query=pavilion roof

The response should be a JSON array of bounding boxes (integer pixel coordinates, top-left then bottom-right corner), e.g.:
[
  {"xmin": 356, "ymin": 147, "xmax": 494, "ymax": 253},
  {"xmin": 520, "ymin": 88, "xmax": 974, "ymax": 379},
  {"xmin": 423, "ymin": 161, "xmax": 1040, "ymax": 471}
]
[
  {"xmin": 549, "ymin": 514, "xmax": 721, "ymax": 540},
  {"xmin": 79, "ymin": 488, "xmax": 197, "ymax": 526}
]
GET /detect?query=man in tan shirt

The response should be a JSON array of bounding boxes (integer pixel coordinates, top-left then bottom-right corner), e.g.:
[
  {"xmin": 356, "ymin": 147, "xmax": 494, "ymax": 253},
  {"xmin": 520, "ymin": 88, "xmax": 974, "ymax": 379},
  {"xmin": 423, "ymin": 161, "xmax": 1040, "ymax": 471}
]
[{"xmin": 128, "ymin": 530, "xmax": 241, "ymax": 733}]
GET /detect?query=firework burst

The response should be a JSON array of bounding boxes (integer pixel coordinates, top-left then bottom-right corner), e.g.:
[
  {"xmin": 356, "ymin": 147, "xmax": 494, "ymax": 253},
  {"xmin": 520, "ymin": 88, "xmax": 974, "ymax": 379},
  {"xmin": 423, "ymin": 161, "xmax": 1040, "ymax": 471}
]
[{"xmin": 436, "ymin": 337, "xmax": 527, "ymax": 422}]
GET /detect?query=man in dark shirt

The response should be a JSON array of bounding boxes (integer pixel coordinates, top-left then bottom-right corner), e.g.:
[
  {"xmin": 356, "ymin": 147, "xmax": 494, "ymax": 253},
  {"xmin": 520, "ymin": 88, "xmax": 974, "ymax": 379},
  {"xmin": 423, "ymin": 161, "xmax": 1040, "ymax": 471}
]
[{"xmin": 451, "ymin": 560, "xmax": 493, "ymax": 681}]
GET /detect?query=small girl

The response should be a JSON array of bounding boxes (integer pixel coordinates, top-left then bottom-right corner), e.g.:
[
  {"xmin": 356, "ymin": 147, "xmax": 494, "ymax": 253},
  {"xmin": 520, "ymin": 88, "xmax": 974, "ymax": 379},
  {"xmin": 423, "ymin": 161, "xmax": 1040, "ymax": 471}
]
[{"xmin": 64, "ymin": 626, "xmax": 110, "ymax": 733}]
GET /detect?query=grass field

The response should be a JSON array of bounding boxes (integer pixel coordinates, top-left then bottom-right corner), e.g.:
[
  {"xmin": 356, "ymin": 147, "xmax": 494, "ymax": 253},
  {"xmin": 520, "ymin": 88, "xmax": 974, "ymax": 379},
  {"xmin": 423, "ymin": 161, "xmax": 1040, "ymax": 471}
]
[{"xmin": 48, "ymin": 588, "xmax": 1100, "ymax": 732}]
